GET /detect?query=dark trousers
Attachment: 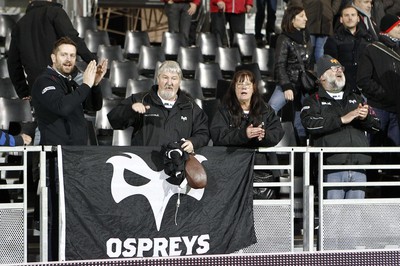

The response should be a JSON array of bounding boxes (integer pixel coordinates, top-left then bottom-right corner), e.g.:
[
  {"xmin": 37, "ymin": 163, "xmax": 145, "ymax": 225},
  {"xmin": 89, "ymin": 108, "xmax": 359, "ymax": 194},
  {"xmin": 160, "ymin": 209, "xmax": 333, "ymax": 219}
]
[
  {"xmin": 255, "ymin": 0, "xmax": 277, "ymax": 40},
  {"xmin": 210, "ymin": 12, "xmax": 245, "ymax": 47}
]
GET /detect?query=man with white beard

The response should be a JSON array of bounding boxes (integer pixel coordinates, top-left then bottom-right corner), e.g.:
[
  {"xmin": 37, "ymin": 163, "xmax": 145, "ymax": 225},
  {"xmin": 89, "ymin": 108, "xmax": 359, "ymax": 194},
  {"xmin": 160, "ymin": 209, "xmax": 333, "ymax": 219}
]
[{"xmin": 300, "ymin": 55, "xmax": 380, "ymax": 199}]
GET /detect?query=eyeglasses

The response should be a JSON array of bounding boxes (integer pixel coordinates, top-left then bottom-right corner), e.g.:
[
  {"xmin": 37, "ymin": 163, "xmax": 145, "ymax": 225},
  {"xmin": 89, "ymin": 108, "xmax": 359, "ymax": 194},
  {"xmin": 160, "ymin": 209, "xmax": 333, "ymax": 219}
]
[
  {"xmin": 330, "ymin": 66, "xmax": 345, "ymax": 72},
  {"xmin": 236, "ymin": 82, "xmax": 253, "ymax": 88}
]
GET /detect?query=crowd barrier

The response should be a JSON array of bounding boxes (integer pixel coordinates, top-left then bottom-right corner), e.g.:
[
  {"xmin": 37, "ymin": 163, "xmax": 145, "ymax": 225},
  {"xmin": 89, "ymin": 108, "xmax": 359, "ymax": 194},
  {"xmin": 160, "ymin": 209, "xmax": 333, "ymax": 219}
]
[{"xmin": 1, "ymin": 146, "xmax": 400, "ymax": 264}]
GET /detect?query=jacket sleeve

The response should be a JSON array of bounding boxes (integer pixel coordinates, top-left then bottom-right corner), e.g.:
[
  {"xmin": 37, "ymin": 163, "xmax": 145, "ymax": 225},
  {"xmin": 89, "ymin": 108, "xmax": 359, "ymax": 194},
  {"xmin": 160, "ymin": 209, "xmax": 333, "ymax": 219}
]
[
  {"xmin": 83, "ymin": 84, "xmax": 103, "ymax": 112},
  {"xmin": 259, "ymin": 107, "xmax": 284, "ymax": 147},
  {"xmin": 274, "ymin": 35, "xmax": 294, "ymax": 91},
  {"xmin": 33, "ymin": 78, "xmax": 92, "ymax": 117},
  {"xmin": 0, "ymin": 130, "xmax": 23, "ymax": 146},
  {"xmin": 7, "ymin": 29, "xmax": 30, "ymax": 99},
  {"xmin": 51, "ymin": 7, "xmax": 97, "ymax": 63},
  {"xmin": 210, "ymin": 106, "xmax": 249, "ymax": 146},
  {"xmin": 356, "ymin": 46, "xmax": 387, "ymax": 102},
  {"xmin": 359, "ymin": 106, "xmax": 381, "ymax": 133},
  {"xmin": 323, "ymin": 36, "xmax": 339, "ymax": 60},
  {"xmin": 300, "ymin": 95, "xmax": 342, "ymax": 135},
  {"xmin": 107, "ymin": 96, "xmax": 141, "ymax": 130},
  {"xmin": 187, "ymin": 104, "xmax": 210, "ymax": 149}
]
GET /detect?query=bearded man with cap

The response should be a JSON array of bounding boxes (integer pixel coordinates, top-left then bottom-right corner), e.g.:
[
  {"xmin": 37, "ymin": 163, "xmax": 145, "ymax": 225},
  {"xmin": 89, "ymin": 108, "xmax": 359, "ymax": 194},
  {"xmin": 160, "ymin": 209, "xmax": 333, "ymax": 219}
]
[
  {"xmin": 357, "ymin": 14, "xmax": 400, "ymax": 147},
  {"xmin": 301, "ymin": 55, "xmax": 380, "ymax": 199}
]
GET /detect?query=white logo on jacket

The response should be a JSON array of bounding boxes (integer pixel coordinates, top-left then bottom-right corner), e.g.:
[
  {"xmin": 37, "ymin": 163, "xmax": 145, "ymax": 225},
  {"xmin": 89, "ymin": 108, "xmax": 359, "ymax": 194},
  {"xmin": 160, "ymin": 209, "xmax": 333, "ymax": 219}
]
[
  {"xmin": 107, "ymin": 153, "xmax": 207, "ymax": 231},
  {"xmin": 349, "ymin": 100, "xmax": 357, "ymax": 104},
  {"xmin": 181, "ymin": 116, "xmax": 187, "ymax": 121},
  {"xmin": 42, "ymin": 86, "xmax": 56, "ymax": 94}
]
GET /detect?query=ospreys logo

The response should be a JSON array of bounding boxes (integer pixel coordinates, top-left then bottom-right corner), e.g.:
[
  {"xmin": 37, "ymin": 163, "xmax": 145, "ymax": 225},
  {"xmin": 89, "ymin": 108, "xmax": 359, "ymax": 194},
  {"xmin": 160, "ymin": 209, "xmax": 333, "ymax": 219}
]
[{"xmin": 107, "ymin": 153, "xmax": 207, "ymax": 231}]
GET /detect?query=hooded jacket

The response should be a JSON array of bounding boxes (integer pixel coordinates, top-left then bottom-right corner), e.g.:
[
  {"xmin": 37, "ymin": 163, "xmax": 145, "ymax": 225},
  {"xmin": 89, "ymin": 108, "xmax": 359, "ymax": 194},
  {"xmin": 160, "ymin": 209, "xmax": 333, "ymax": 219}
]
[{"xmin": 7, "ymin": 1, "xmax": 96, "ymax": 99}]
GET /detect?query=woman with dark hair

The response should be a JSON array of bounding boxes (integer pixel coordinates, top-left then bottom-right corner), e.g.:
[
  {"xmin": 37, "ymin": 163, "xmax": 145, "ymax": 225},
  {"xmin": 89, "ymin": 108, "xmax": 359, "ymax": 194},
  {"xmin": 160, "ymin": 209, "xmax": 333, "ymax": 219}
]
[
  {"xmin": 268, "ymin": 5, "xmax": 313, "ymax": 145},
  {"xmin": 210, "ymin": 70, "xmax": 284, "ymax": 147}
]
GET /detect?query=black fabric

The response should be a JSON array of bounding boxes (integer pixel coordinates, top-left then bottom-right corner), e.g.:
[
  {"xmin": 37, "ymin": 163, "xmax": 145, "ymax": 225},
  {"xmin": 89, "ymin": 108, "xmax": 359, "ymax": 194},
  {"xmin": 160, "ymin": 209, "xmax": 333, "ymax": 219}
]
[{"xmin": 60, "ymin": 146, "xmax": 256, "ymax": 260}]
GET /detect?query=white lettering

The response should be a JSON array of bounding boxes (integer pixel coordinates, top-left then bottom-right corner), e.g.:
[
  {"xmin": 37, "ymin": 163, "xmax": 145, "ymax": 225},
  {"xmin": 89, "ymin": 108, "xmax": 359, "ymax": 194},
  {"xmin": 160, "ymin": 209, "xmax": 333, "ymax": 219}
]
[
  {"xmin": 169, "ymin": 237, "xmax": 182, "ymax": 256},
  {"xmin": 122, "ymin": 238, "xmax": 136, "ymax": 257},
  {"xmin": 153, "ymin": 238, "xmax": 168, "ymax": 257},
  {"xmin": 182, "ymin": 235, "xmax": 198, "ymax": 255},
  {"xmin": 137, "ymin": 238, "xmax": 153, "ymax": 257},
  {"xmin": 196, "ymin": 234, "xmax": 210, "ymax": 254},
  {"xmin": 106, "ymin": 238, "xmax": 122, "ymax": 258}
]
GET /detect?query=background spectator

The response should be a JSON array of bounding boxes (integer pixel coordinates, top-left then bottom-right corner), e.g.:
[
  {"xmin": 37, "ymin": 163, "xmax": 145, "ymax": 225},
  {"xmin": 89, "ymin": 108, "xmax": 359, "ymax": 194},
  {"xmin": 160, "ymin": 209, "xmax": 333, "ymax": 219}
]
[
  {"xmin": 254, "ymin": 0, "xmax": 277, "ymax": 46},
  {"xmin": 0, "ymin": 130, "xmax": 31, "ymax": 146}
]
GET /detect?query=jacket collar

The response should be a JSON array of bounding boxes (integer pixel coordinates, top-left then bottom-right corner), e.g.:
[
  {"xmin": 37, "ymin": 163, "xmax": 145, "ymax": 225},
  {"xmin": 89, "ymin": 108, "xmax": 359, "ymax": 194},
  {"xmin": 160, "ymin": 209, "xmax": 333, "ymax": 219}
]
[{"xmin": 27, "ymin": 1, "xmax": 63, "ymax": 13}]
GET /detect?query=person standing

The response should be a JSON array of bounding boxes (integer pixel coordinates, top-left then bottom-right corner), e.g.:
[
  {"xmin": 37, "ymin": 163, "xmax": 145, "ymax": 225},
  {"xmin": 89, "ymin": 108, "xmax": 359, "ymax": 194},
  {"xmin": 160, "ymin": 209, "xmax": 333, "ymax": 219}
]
[
  {"xmin": 352, "ymin": 0, "xmax": 379, "ymax": 41},
  {"xmin": 210, "ymin": 0, "xmax": 253, "ymax": 47},
  {"xmin": 301, "ymin": 55, "xmax": 380, "ymax": 199},
  {"xmin": 107, "ymin": 60, "xmax": 210, "ymax": 152},
  {"xmin": 357, "ymin": 14, "xmax": 400, "ymax": 147},
  {"xmin": 162, "ymin": 0, "xmax": 201, "ymax": 45},
  {"xmin": 8, "ymin": 0, "xmax": 97, "ymax": 100},
  {"xmin": 324, "ymin": 5, "xmax": 373, "ymax": 92},
  {"xmin": 254, "ymin": 0, "xmax": 277, "ymax": 46},
  {"xmin": 268, "ymin": 5, "xmax": 313, "ymax": 145},
  {"xmin": 302, "ymin": 0, "xmax": 341, "ymax": 61}
]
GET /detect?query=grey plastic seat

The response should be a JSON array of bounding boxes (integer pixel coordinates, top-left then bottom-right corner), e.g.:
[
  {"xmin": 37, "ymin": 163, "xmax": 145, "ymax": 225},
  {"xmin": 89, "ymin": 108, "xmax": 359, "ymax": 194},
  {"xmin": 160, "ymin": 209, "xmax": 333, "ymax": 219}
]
[
  {"xmin": 74, "ymin": 16, "xmax": 97, "ymax": 38},
  {"xmin": 196, "ymin": 98, "xmax": 220, "ymax": 126},
  {"xmin": 97, "ymin": 44, "xmax": 124, "ymax": 63},
  {"xmin": 125, "ymin": 78, "xmax": 153, "ymax": 97},
  {"xmin": 196, "ymin": 32, "xmax": 221, "ymax": 62},
  {"xmin": 0, "ymin": 57, "xmax": 9, "ymax": 78},
  {"xmin": 109, "ymin": 60, "xmax": 139, "ymax": 97},
  {"xmin": 84, "ymin": 30, "xmax": 110, "ymax": 54},
  {"xmin": 180, "ymin": 79, "xmax": 204, "ymax": 100},
  {"xmin": 215, "ymin": 47, "xmax": 242, "ymax": 79},
  {"xmin": 0, "ymin": 14, "xmax": 16, "ymax": 39},
  {"xmin": 161, "ymin": 32, "xmax": 187, "ymax": 60},
  {"xmin": 112, "ymin": 128, "xmax": 134, "ymax": 146},
  {"xmin": 123, "ymin": 31, "xmax": 150, "ymax": 61},
  {"xmin": 232, "ymin": 33, "xmax": 257, "ymax": 63},
  {"xmin": 252, "ymin": 47, "xmax": 272, "ymax": 77},
  {"xmin": 194, "ymin": 62, "xmax": 223, "ymax": 98},
  {"xmin": 0, "ymin": 77, "xmax": 17, "ymax": 99},
  {"xmin": 177, "ymin": 46, "xmax": 203, "ymax": 78},
  {"xmin": 0, "ymin": 98, "xmax": 33, "ymax": 130},
  {"xmin": 137, "ymin": 45, "xmax": 165, "ymax": 78}
]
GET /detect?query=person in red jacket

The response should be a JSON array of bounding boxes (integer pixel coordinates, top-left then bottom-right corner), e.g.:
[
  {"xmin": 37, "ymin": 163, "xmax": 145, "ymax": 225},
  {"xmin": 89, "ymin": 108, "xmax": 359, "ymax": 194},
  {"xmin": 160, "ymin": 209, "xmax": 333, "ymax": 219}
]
[
  {"xmin": 162, "ymin": 0, "xmax": 201, "ymax": 44},
  {"xmin": 210, "ymin": 0, "xmax": 253, "ymax": 47}
]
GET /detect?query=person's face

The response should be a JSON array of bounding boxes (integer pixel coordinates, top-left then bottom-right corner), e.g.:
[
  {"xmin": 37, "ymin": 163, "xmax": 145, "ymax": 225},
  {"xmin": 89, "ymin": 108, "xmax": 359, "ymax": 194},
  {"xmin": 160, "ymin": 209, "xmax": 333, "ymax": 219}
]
[
  {"xmin": 321, "ymin": 66, "xmax": 346, "ymax": 92},
  {"xmin": 354, "ymin": 0, "xmax": 372, "ymax": 15},
  {"xmin": 387, "ymin": 24, "xmax": 400, "ymax": 40},
  {"xmin": 157, "ymin": 71, "xmax": 181, "ymax": 101},
  {"xmin": 292, "ymin": 10, "xmax": 307, "ymax": 30},
  {"xmin": 235, "ymin": 77, "xmax": 255, "ymax": 104},
  {"xmin": 51, "ymin": 44, "xmax": 76, "ymax": 76},
  {"xmin": 340, "ymin": 7, "xmax": 359, "ymax": 29}
]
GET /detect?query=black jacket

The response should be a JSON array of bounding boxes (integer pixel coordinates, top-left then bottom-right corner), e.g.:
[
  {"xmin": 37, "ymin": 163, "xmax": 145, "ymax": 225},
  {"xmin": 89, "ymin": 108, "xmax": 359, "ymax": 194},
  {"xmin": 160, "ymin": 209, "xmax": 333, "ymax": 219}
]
[
  {"xmin": 274, "ymin": 30, "xmax": 313, "ymax": 93},
  {"xmin": 301, "ymin": 87, "xmax": 380, "ymax": 165},
  {"xmin": 356, "ymin": 35, "xmax": 400, "ymax": 113},
  {"xmin": 8, "ymin": 1, "xmax": 96, "ymax": 98},
  {"xmin": 210, "ymin": 102, "xmax": 284, "ymax": 147},
  {"xmin": 324, "ymin": 25, "xmax": 373, "ymax": 91},
  {"xmin": 32, "ymin": 67, "xmax": 102, "ymax": 145},
  {"xmin": 107, "ymin": 86, "xmax": 210, "ymax": 148}
]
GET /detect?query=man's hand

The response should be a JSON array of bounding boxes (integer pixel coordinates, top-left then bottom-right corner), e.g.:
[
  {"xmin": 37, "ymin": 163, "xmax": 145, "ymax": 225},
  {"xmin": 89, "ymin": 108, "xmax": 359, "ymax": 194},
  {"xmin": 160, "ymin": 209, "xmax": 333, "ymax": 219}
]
[
  {"xmin": 188, "ymin": 3, "xmax": 197, "ymax": 15},
  {"xmin": 284, "ymin": 89, "xmax": 294, "ymax": 101},
  {"xmin": 181, "ymin": 139, "xmax": 194, "ymax": 154},
  {"xmin": 21, "ymin": 133, "xmax": 32, "ymax": 145},
  {"xmin": 216, "ymin": 1, "xmax": 225, "ymax": 12},
  {"xmin": 341, "ymin": 103, "xmax": 368, "ymax": 124},
  {"xmin": 132, "ymin": 102, "xmax": 150, "ymax": 114},
  {"xmin": 94, "ymin": 59, "xmax": 108, "ymax": 86},
  {"xmin": 82, "ymin": 60, "xmax": 97, "ymax": 87}
]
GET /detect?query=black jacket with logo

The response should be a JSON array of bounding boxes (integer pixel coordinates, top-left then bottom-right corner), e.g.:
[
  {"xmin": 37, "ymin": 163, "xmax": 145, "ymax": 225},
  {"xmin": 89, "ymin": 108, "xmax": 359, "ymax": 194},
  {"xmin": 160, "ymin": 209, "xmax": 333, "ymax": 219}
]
[
  {"xmin": 107, "ymin": 86, "xmax": 210, "ymax": 148},
  {"xmin": 301, "ymin": 87, "xmax": 380, "ymax": 165},
  {"xmin": 8, "ymin": 1, "xmax": 96, "ymax": 98},
  {"xmin": 32, "ymin": 67, "xmax": 102, "ymax": 145}
]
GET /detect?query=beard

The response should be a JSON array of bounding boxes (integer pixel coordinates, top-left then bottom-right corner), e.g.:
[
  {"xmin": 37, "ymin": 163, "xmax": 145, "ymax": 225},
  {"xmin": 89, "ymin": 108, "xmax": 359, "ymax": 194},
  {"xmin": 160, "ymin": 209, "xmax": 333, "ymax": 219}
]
[
  {"xmin": 326, "ymin": 74, "xmax": 345, "ymax": 92},
  {"xmin": 159, "ymin": 87, "xmax": 176, "ymax": 101}
]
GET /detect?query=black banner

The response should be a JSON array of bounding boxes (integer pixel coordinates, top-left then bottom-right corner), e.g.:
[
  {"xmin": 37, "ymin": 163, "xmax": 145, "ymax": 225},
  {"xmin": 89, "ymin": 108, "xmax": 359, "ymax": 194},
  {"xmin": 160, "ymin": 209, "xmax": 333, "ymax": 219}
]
[{"xmin": 60, "ymin": 146, "xmax": 256, "ymax": 260}]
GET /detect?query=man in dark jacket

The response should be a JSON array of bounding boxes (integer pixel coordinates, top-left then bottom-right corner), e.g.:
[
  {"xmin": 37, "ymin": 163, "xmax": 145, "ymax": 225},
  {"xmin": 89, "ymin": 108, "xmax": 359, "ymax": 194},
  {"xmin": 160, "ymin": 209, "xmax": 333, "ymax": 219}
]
[
  {"xmin": 8, "ymin": 0, "xmax": 96, "ymax": 100},
  {"xmin": 357, "ymin": 14, "xmax": 400, "ymax": 147},
  {"xmin": 301, "ymin": 55, "xmax": 380, "ymax": 199},
  {"xmin": 324, "ymin": 5, "xmax": 373, "ymax": 92},
  {"xmin": 32, "ymin": 37, "xmax": 107, "ymax": 145},
  {"xmin": 352, "ymin": 0, "xmax": 379, "ymax": 40},
  {"xmin": 107, "ymin": 60, "xmax": 210, "ymax": 153}
]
